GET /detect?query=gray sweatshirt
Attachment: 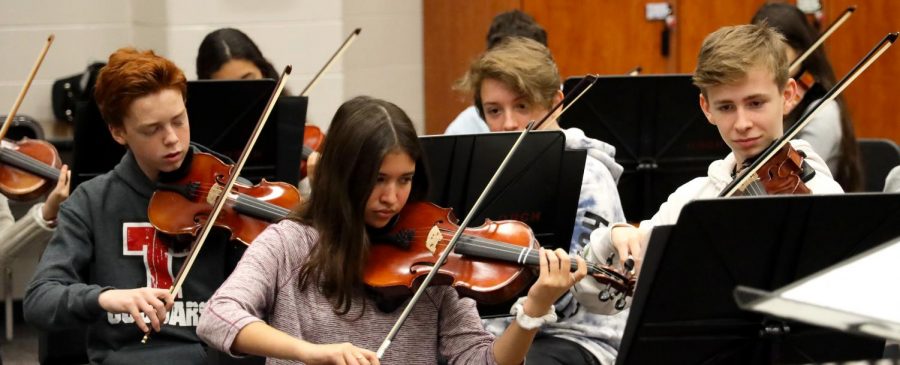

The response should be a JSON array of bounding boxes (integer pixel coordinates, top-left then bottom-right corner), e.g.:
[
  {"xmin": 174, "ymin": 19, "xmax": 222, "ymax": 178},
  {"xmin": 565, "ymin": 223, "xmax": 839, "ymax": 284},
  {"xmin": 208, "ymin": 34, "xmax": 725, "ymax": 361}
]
[{"xmin": 24, "ymin": 148, "xmax": 238, "ymax": 364}]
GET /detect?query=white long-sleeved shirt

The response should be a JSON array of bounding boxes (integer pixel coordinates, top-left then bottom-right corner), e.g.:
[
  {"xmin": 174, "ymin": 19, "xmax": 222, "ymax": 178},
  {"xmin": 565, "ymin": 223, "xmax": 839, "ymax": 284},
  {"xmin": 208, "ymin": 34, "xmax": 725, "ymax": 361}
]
[{"xmin": 574, "ymin": 139, "xmax": 843, "ymax": 313}]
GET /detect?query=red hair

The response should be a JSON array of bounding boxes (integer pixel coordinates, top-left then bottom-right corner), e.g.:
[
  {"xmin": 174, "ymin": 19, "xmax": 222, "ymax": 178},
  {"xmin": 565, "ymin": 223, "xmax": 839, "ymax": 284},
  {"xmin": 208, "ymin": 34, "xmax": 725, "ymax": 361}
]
[{"xmin": 93, "ymin": 48, "xmax": 187, "ymax": 127}]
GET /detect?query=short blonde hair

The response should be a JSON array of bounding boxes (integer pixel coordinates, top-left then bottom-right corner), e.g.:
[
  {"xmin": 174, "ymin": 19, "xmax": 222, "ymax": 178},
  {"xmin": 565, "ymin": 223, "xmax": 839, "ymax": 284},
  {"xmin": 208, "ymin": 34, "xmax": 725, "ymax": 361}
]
[
  {"xmin": 693, "ymin": 23, "xmax": 789, "ymax": 96},
  {"xmin": 456, "ymin": 37, "xmax": 560, "ymax": 117}
]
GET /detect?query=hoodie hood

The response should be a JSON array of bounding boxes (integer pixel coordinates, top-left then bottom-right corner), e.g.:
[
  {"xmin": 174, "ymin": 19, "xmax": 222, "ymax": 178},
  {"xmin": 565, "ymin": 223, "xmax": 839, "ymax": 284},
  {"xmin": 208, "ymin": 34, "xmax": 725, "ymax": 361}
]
[
  {"xmin": 112, "ymin": 150, "xmax": 157, "ymax": 199},
  {"xmin": 562, "ymin": 127, "xmax": 624, "ymax": 182}
]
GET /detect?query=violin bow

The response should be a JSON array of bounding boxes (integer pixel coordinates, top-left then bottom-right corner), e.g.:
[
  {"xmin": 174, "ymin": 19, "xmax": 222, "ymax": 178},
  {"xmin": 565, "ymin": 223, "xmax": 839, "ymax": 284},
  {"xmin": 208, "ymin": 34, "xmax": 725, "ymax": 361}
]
[
  {"xmin": 141, "ymin": 65, "xmax": 292, "ymax": 344},
  {"xmin": 299, "ymin": 28, "xmax": 361, "ymax": 97},
  {"xmin": 788, "ymin": 6, "xmax": 855, "ymax": 77},
  {"xmin": 0, "ymin": 34, "xmax": 54, "ymax": 141},
  {"xmin": 720, "ymin": 32, "xmax": 897, "ymax": 197},
  {"xmin": 376, "ymin": 75, "xmax": 598, "ymax": 359}
]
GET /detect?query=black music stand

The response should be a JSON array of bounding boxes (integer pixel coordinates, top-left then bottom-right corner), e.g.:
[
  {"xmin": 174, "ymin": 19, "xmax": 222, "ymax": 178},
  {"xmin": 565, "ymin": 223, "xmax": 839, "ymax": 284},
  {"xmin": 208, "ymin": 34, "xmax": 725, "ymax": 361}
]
[
  {"xmin": 560, "ymin": 75, "xmax": 729, "ymax": 221},
  {"xmin": 71, "ymin": 79, "xmax": 307, "ymax": 190},
  {"xmin": 187, "ymin": 80, "xmax": 307, "ymax": 184},
  {"xmin": 420, "ymin": 130, "xmax": 585, "ymax": 251},
  {"xmin": 616, "ymin": 193, "xmax": 900, "ymax": 365}
]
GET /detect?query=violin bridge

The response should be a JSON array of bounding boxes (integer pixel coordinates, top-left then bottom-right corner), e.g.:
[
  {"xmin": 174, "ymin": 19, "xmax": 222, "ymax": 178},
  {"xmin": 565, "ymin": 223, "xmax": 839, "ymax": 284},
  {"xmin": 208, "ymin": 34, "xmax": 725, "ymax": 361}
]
[
  {"xmin": 737, "ymin": 173, "xmax": 760, "ymax": 192},
  {"xmin": 206, "ymin": 183, "xmax": 224, "ymax": 205},
  {"xmin": 425, "ymin": 225, "xmax": 442, "ymax": 255}
]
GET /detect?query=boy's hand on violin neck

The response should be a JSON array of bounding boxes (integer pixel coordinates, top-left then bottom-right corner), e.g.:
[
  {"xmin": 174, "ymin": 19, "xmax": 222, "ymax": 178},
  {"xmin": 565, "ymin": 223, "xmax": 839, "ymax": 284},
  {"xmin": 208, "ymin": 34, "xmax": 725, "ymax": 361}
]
[
  {"xmin": 524, "ymin": 248, "xmax": 587, "ymax": 316},
  {"xmin": 41, "ymin": 164, "xmax": 70, "ymax": 221},
  {"xmin": 296, "ymin": 341, "xmax": 380, "ymax": 365},
  {"xmin": 97, "ymin": 287, "xmax": 174, "ymax": 334}
]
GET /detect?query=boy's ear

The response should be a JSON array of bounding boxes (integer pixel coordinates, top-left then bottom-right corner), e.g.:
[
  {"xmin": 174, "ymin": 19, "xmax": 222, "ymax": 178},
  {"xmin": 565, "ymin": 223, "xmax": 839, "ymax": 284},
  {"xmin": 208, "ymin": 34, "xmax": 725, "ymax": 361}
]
[
  {"xmin": 109, "ymin": 124, "xmax": 127, "ymax": 146},
  {"xmin": 782, "ymin": 78, "xmax": 799, "ymax": 113},
  {"xmin": 698, "ymin": 93, "xmax": 714, "ymax": 125},
  {"xmin": 552, "ymin": 89, "xmax": 564, "ymax": 106}
]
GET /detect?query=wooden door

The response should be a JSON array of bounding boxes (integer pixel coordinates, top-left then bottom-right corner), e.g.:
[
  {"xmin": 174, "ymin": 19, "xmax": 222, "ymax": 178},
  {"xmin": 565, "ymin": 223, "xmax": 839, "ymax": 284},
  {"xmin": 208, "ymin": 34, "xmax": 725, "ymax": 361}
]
[
  {"xmin": 523, "ymin": 0, "xmax": 673, "ymax": 78},
  {"xmin": 821, "ymin": 0, "xmax": 900, "ymax": 142},
  {"xmin": 423, "ymin": 1, "xmax": 900, "ymax": 143},
  {"xmin": 423, "ymin": 0, "xmax": 520, "ymax": 135}
]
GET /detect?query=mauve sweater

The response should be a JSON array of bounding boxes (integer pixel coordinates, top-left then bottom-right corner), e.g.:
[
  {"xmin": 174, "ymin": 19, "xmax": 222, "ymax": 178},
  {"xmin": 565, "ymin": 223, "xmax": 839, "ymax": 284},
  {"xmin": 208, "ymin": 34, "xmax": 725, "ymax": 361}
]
[{"xmin": 197, "ymin": 220, "xmax": 499, "ymax": 365}]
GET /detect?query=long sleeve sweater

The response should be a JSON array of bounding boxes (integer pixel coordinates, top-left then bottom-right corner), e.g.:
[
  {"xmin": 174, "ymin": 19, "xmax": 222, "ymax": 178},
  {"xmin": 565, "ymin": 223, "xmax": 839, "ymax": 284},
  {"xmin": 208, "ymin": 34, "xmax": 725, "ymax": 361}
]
[
  {"xmin": 0, "ymin": 196, "xmax": 55, "ymax": 268},
  {"xmin": 198, "ymin": 219, "xmax": 499, "ymax": 365}
]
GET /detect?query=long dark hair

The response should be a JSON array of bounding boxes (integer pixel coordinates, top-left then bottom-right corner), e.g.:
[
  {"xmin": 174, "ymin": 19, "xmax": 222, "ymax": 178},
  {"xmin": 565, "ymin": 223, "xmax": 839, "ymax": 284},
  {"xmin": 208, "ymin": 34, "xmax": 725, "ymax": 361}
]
[
  {"xmin": 289, "ymin": 96, "xmax": 429, "ymax": 315},
  {"xmin": 196, "ymin": 28, "xmax": 280, "ymax": 80},
  {"xmin": 752, "ymin": 3, "xmax": 863, "ymax": 191}
]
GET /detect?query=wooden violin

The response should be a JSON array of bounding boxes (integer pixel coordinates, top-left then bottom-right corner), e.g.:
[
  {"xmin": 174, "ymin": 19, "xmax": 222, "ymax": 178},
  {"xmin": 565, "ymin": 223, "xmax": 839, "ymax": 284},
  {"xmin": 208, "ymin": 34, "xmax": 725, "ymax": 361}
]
[
  {"xmin": 142, "ymin": 66, "xmax": 292, "ymax": 344},
  {"xmin": 0, "ymin": 137, "xmax": 62, "ymax": 201},
  {"xmin": 0, "ymin": 35, "xmax": 57, "ymax": 201},
  {"xmin": 365, "ymin": 202, "xmax": 635, "ymax": 307},
  {"xmin": 732, "ymin": 142, "xmax": 812, "ymax": 196},
  {"xmin": 376, "ymin": 76, "xmax": 605, "ymax": 357},
  {"xmin": 148, "ymin": 150, "xmax": 299, "ymax": 245}
]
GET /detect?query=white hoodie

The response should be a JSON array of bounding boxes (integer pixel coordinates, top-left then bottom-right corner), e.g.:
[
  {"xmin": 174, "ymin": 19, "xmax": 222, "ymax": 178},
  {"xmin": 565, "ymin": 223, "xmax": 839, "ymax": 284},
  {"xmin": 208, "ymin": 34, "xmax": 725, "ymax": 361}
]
[
  {"xmin": 484, "ymin": 127, "xmax": 628, "ymax": 364},
  {"xmin": 574, "ymin": 139, "xmax": 843, "ymax": 314}
]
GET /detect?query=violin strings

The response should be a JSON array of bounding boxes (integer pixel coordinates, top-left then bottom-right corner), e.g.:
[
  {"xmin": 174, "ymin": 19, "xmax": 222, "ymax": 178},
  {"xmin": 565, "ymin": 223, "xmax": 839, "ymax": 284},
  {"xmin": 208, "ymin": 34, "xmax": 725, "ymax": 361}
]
[
  {"xmin": 404, "ymin": 227, "xmax": 593, "ymax": 266},
  {"xmin": 160, "ymin": 182, "xmax": 292, "ymax": 219},
  {"xmin": 447, "ymin": 235, "xmax": 611, "ymax": 275},
  {"xmin": 406, "ymin": 230, "xmax": 607, "ymax": 274},
  {"xmin": 172, "ymin": 183, "xmax": 296, "ymax": 214},
  {"xmin": 0, "ymin": 148, "xmax": 58, "ymax": 177}
]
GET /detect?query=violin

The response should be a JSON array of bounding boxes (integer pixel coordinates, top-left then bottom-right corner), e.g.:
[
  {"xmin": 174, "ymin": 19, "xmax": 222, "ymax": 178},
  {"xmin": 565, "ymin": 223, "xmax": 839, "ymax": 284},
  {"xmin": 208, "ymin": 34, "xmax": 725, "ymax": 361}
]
[
  {"xmin": 148, "ymin": 150, "xmax": 300, "ymax": 245},
  {"xmin": 365, "ymin": 202, "xmax": 635, "ymax": 307},
  {"xmin": 0, "ymin": 35, "xmax": 56, "ymax": 201},
  {"xmin": 733, "ymin": 143, "xmax": 812, "ymax": 196},
  {"xmin": 143, "ymin": 66, "xmax": 292, "ymax": 344},
  {"xmin": 363, "ymin": 75, "xmax": 612, "ymax": 359},
  {"xmin": 300, "ymin": 125, "xmax": 324, "ymax": 179},
  {"xmin": 0, "ymin": 137, "xmax": 61, "ymax": 201}
]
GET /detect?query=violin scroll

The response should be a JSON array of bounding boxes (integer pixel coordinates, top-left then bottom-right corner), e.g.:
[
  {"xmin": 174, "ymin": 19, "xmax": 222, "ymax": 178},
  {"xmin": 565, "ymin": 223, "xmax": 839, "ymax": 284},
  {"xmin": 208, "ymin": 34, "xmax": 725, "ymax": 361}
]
[{"xmin": 585, "ymin": 253, "xmax": 636, "ymax": 311}]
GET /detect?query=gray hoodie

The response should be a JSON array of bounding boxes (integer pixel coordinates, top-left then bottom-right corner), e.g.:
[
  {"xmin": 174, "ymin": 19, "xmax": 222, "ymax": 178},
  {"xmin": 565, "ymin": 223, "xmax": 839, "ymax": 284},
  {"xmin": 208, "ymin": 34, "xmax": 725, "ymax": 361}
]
[{"xmin": 24, "ymin": 147, "xmax": 240, "ymax": 364}]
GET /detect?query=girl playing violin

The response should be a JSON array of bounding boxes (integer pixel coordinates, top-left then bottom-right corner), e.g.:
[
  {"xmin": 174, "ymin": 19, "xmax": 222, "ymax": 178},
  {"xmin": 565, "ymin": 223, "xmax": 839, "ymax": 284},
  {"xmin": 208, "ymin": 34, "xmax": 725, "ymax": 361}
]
[
  {"xmin": 580, "ymin": 24, "xmax": 843, "ymax": 304},
  {"xmin": 456, "ymin": 36, "xmax": 627, "ymax": 365},
  {"xmin": 197, "ymin": 95, "xmax": 586, "ymax": 364},
  {"xmin": 24, "ymin": 48, "xmax": 240, "ymax": 364}
]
